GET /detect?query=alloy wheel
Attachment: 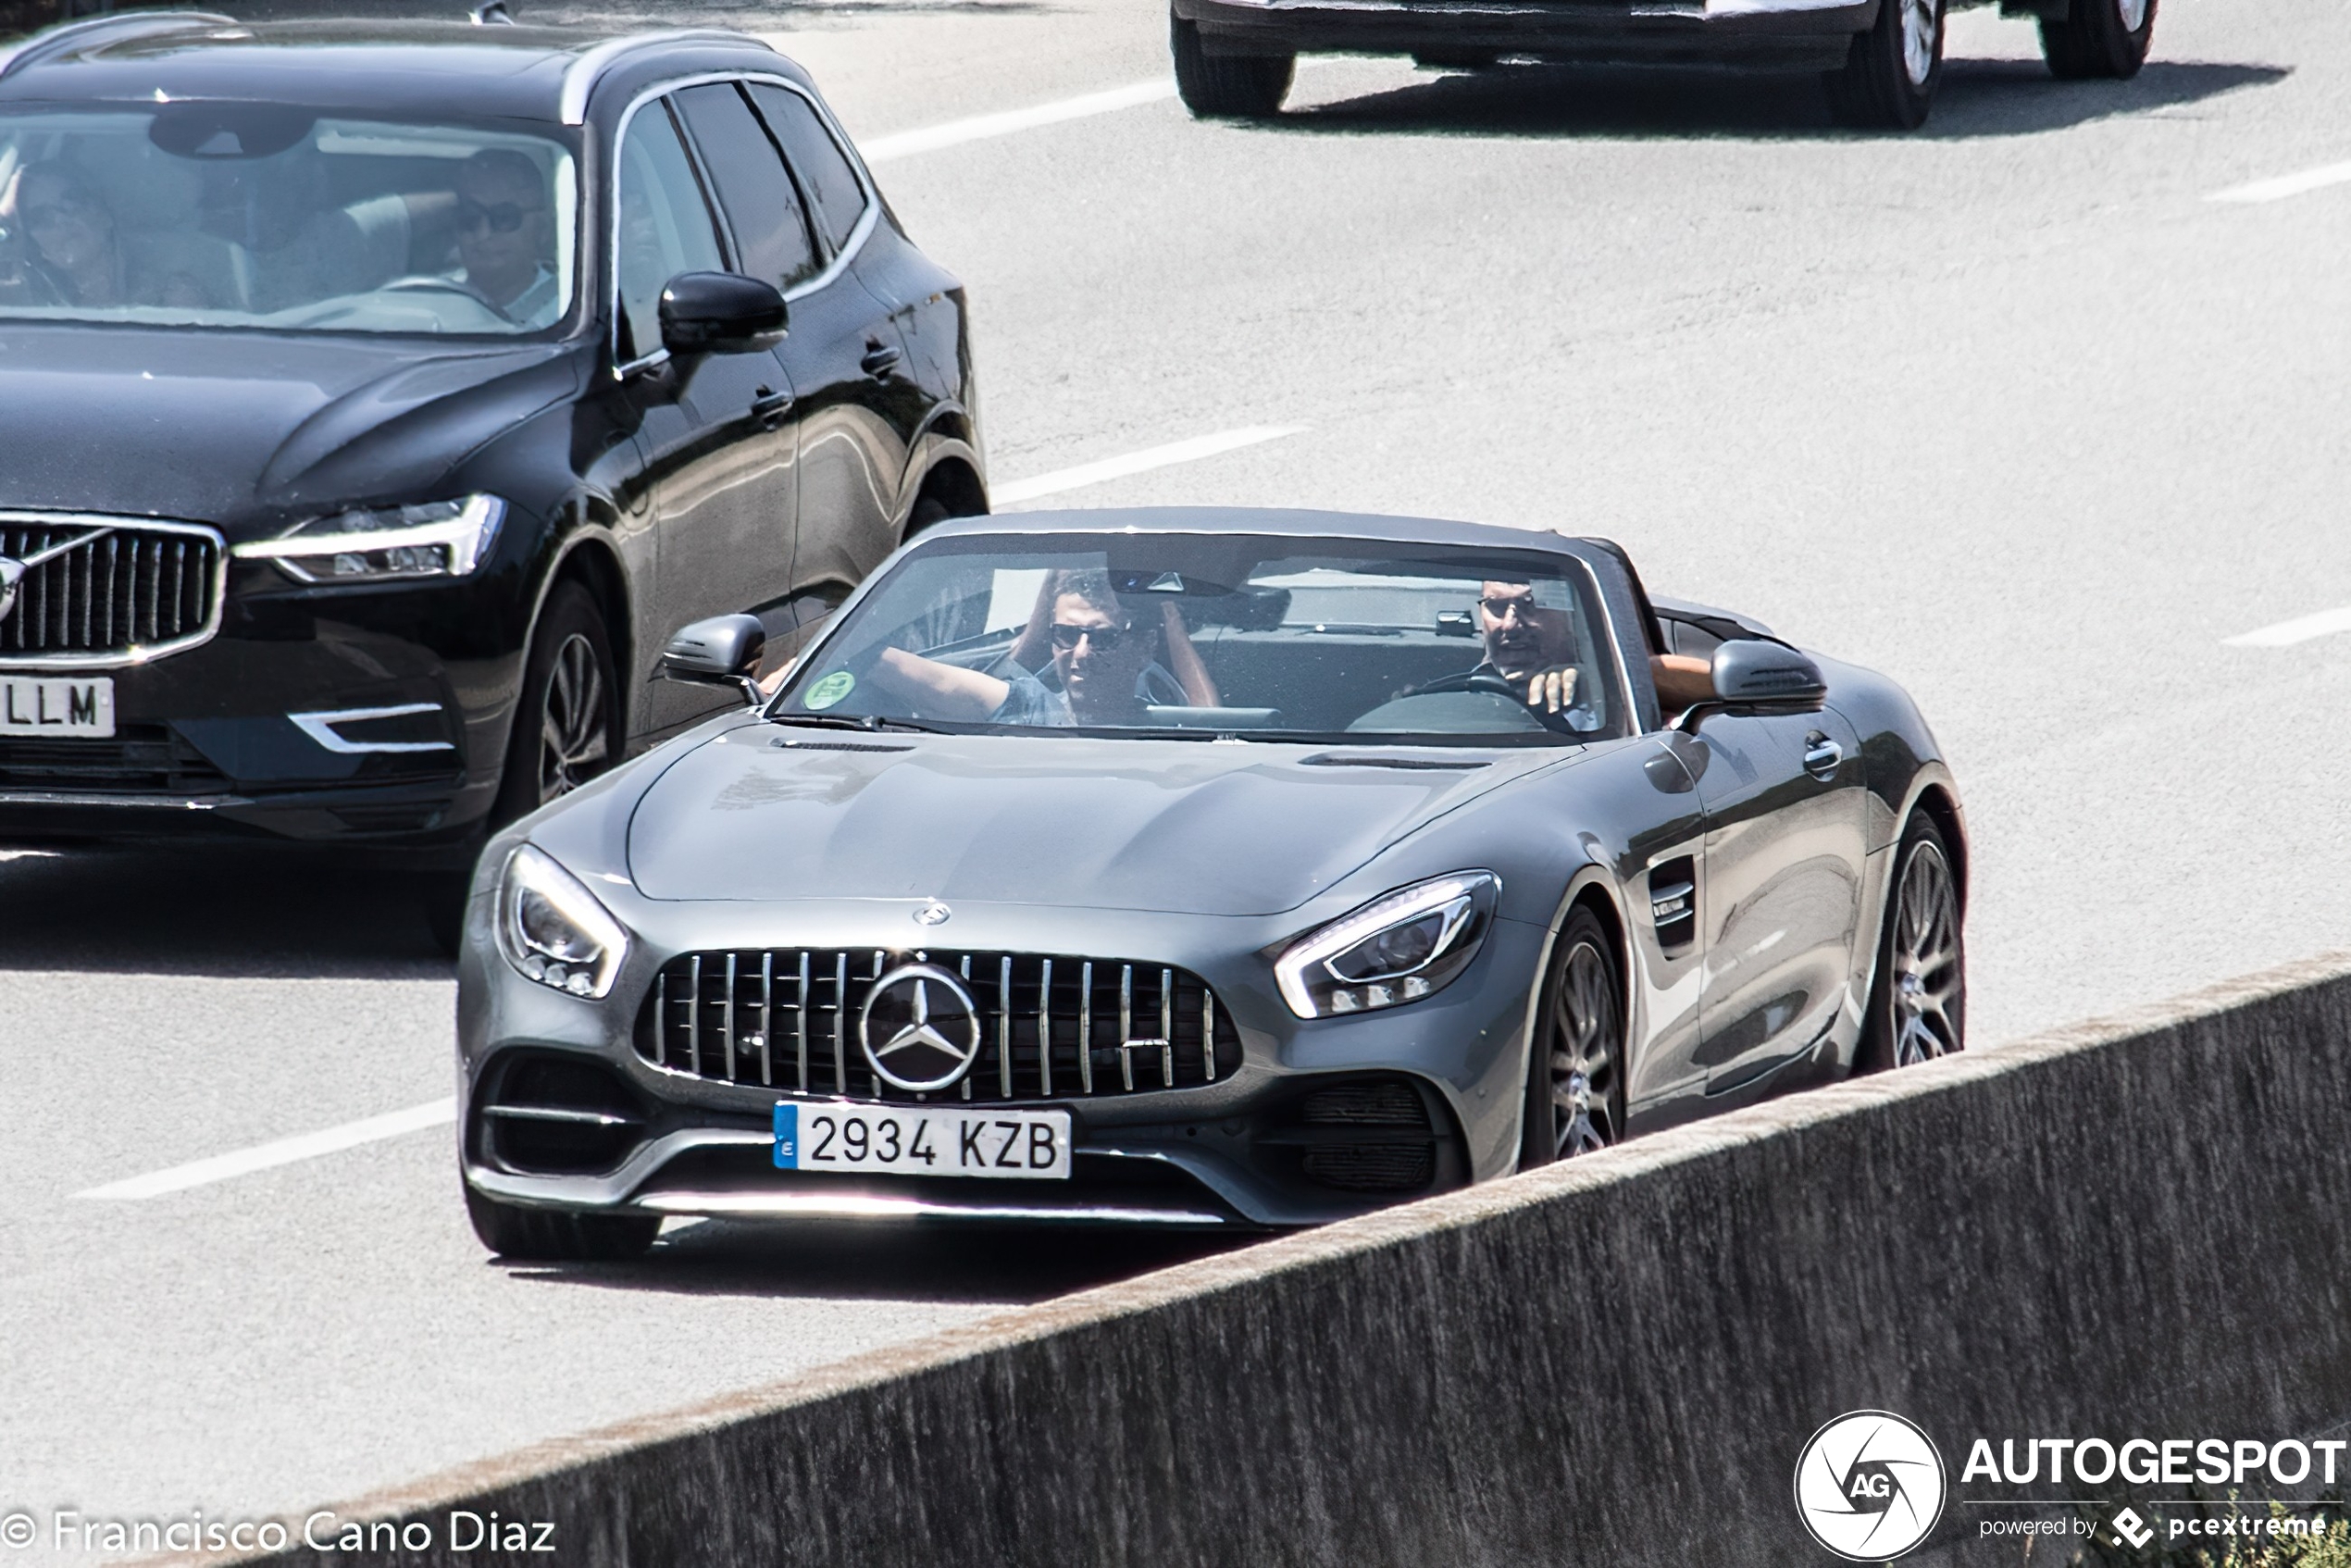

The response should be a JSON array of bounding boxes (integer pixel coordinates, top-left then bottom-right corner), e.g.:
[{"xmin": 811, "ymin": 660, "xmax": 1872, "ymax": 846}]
[
  {"xmin": 1549, "ymin": 938, "xmax": 1622, "ymax": 1156},
  {"xmin": 537, "ymin": 632, "xmax": 610, "ymax": 805},
  {"xmin": 1889, "ymin": 840, "xmax": 1962, "ymax": 1065},
  {"xmin": 1900, "ymin": 0, "xmax": 1939, "ymax": 85}
]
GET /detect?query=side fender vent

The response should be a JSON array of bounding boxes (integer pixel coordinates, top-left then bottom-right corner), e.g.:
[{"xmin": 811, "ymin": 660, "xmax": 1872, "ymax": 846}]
[{"xmin": 1648, "ymin": 854, "xmax": 1697, "ymax": 953}]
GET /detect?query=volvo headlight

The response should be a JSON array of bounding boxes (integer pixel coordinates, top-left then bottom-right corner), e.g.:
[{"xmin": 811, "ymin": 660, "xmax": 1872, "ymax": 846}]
[
  {"xmin": 1275, "ymin": 871, "xmax": 1499, "ymax": 1020},
  {"xmin": 498, "ymin": 843, "xmax": 628, "ymax": 999},
  {"xmin": 234, "ymin": 494, "xmax": 506, "ymax": 583}
]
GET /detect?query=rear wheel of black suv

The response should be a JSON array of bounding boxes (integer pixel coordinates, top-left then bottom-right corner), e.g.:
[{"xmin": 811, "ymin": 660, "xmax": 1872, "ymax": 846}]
[
  {"xmin": 466, "ymin": 1185, "xmax": 660, "ymax": 1263},
  {"xmin": 2039, "ymin": 0, "xmax": 2155, "ymax": 80},
  {"xmin": 1825, "ymin": 0, "xmax": 1944, "ymax": 130},
  {"xmin": 1171, "ymin": 12, "xmax": 1295, "ymax": 118},
  {"xmin": 421, "ymin": 580, "xmax": 621, "ymax": 955}
]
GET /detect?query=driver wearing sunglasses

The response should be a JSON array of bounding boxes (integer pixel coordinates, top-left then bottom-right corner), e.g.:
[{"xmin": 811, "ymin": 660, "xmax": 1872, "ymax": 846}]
[
  {"xmin": 449, "ymin": 148, "xmax": 557, "ymax": 327},
  {"xmin": 868, "ymin": 568, "xmax": 1217, "ymax": 726}
]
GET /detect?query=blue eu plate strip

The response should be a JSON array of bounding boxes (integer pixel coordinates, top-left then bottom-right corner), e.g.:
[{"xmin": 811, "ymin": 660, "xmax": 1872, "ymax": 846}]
[{"xmin": 772, "ymin": 1102, "xmax": 798, "ymax": 1169}]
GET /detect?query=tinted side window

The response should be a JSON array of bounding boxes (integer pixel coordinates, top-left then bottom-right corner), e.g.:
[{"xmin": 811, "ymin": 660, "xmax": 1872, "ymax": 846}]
[
  {"xmin": 749, "ymin": 84, "xmax": 868, "ymax": 256},
  {"xmin": 672, "ymin": 82, "xmax": 820, "ymax": 293},
  {"xmin": 616, "ymin": 98, "xmax": 725, "ymax": 363}
]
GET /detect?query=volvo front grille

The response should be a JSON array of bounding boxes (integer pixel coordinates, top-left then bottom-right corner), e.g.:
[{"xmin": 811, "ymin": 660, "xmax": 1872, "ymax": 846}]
[
  {"xmin": 636, "ymin": 949, "xmax": 1239, "ymax": 1102},
  {"xmin": 0, "ymin": 516, "xmax": 226, "ymax": 667}
]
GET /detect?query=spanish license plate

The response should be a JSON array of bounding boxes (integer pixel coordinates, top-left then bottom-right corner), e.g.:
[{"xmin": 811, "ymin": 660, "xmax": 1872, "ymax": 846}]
[
  {"xmin": 0, "ymin": 676, "xmax": 114, "ymax": 738},
  {"xmin": 774, "ymin": 1101, "xmax": 1072, "ymax": 1180}
]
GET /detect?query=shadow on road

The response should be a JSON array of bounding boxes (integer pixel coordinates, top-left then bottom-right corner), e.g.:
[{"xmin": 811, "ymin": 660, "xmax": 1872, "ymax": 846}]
[
  {"xmin": 0, "ymin": 845, "xmax": 449, "ymax": 977},
  {"xmin": 503, "ymin": 1215, "xmax": 1257, "ymax": 1304},
  {"xmin": 1278, "ymin": 56, "xmax": 2286, "ymax": 140}
]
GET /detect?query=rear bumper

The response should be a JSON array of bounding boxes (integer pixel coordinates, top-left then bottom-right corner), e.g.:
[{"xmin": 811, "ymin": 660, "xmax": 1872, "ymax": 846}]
[{"xmin": 1175, "ymin": 0, "xmax": 1875, "ymax": 66}]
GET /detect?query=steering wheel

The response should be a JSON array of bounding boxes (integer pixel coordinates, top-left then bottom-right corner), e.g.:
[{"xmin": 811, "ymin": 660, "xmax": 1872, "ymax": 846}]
[{"xmin": 379, "ymin": 275, "xmax": 515, "ymax": 324}]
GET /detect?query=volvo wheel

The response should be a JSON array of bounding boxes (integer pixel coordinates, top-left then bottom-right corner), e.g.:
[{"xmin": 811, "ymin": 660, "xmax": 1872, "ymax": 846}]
[
  {"xmin": 1826, "ymin": 0, "xmax": 1944, "ymax": 131},
  {"xmin": 1857, "ymin": 813, "xmax": 1966, "ymax": 1071},
  {"xmin": 424, "ymin": 582, "xmax": 620, "ymax": 956},
  {"xmin": 2040, "ymin": 0, "xmax": 2154, "ymax": 80},
  {"xmin": 495, "ymin": 580, "xmax": 620, "ymax": 824},
  {"xmin": 1171, "ymin": 11, "xmax": 1294, "ymax": 118},
  {"xmin": 1521, "ymin": 907, "xmax": 1628, "ymax": 1166}
]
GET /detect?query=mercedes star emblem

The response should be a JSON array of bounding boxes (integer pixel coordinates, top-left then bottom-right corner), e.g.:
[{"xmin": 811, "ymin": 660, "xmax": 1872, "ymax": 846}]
[
  {"xmin": 858, "ymin": 963, "xmax": 983, "ymax": 1092},
  {"xmin": 0, "ymin": 558, "xmax": 21, "ymax": 627},
  {"xmin": 913, "ymin": 900, "xmax": 952, "ymax": 927}
]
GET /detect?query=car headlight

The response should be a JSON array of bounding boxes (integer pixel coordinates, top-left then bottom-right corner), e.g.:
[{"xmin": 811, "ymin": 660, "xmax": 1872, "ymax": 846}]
[
  {"xmin": 1275, "ymin": 871, "xmax": 1499, "ymax": 1020},
  {"xmin": 497, "ymin": 843, "xmax": 628, "ymax": 999},
  {"xmin": 233, "ymin": 494, "xmax": 505, "ymax": 583}
]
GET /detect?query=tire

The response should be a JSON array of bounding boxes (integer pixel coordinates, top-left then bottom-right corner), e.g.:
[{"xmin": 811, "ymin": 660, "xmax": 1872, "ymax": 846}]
[
  {"xmin": 1519, "ymin": 906, "xmax": 1629, "ymax": 1168},
  {"xmin": 2039, "ymin": 0, "xmax": 2154, "ymax": 80},
  {"xmin": 418, "ymin": 583, "xmax": 620, "ymax": 957},
  {"xmin": 903, "ymin": 493, "xmax": 953, "ymax": 542},
  {"xmin": 1855, "ymin": 812, "xmax": 1966, "ymax": 1073},
  {"xmin": 466, "ymin": 1186, "xmax": 659, "ymax": 1263},
  {"xmin": 1171, "ymin": 11, "xmax": 1294, "ymax": 118},
  {"xmin": 490, "ymin": 580, "xmax": 621, "ymax": 828},
  {"xmin": 1825, "ymin": 0, "xmax": 1945, "ymax": 131},
  {"xmin": 420, "ymin": 869, "xmax": 468, "ymax": 958}
]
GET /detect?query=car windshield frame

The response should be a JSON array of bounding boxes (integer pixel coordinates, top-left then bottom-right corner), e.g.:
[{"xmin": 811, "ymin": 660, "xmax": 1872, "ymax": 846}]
[
  {"xmin": 763, "ymin": 530, "xmax": 1639, "ymax": 750},
  {"xmin": 0, "ymin": 102, "xmax": 583, "ymax": 340}
]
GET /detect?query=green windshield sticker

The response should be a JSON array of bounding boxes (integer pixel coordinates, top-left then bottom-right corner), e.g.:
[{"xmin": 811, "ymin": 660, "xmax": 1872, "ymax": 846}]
[{"xmin": 803, "ymin": 670, "xmax": 855, "ymax": 711}]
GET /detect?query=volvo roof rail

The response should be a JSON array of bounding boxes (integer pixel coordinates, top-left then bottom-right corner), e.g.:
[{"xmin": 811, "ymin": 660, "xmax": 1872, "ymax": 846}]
[
  {"xmin": 558, "ymin": 28, "xmax": 773, "ymax": 125},
  {"xmin": 0, "ymin": 10, "xmax": 233, "ymax": 84}
]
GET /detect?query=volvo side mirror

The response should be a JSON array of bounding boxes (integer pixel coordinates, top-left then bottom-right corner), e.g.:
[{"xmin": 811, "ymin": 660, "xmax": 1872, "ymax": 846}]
[
  {"xmin": 658, "ymin": 271, "xmax": 787, "ymax": 356},
  {"xmin": 660, "ymin": 614, "xmax": 766, "ymax": 704},
  {"xmin": 1675, "ymin": 639, "xmax": 1827, "ymax": 732}
]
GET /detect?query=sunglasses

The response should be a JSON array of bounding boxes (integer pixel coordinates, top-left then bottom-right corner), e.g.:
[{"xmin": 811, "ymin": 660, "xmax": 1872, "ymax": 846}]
[
  {"xmin": 1051, "ymin": 621, "xmax": 1134, "ymax": 653},
  {"xmin": 1479, "ymin": 595, "xmax": 1540, "ymax": 618},
  {"xmin": 457, "ymin": 199, "xmax": 542, "ymax": 234}
]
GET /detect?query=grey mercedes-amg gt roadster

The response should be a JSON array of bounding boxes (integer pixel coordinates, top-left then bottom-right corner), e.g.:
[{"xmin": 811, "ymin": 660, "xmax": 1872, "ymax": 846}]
[{"xmin": 454, "ymin": 507, "xmax": 1965, "ymax": 1258}]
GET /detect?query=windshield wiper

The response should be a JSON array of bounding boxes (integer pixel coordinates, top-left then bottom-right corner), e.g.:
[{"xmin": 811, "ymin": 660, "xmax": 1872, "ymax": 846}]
[{"xmin": 765, "ymin": 712, "xmax": 944, "ymax": 735}]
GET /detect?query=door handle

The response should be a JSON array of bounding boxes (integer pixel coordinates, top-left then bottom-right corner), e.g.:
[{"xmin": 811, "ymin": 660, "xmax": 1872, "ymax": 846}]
[
  {"xmin": 860, "ymin": 342, "xmax": 902, "ymax": 379},
  {"xmin": 751, "ymin": 386, "xmax": 793, "ymax": 429},
  {"xmin": 1802, "ymin": 732, "xmax": 1843, "ymax": 781}
]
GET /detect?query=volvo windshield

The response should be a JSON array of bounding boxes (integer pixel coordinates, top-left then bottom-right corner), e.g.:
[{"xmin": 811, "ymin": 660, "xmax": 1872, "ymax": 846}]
[{"xmin": 0, "ymin": 105, "xmax": 577, "ymax": 334}]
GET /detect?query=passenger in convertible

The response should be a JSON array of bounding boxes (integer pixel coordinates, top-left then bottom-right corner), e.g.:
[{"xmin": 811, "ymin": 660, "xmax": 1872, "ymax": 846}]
[{"xmin": 868, "ymin": 567, "xmax": 1217, "ymax": 726}]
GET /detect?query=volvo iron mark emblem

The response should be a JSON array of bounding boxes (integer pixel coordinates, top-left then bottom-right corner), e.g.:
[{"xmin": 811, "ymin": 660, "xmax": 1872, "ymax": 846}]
[
  {"xmin": 0, "ymin": 558, "xmax": 21, "ymax": 626},
  {"xmin": 858, "ymin": 964, "xmax": 983, "ymax": 1092}
]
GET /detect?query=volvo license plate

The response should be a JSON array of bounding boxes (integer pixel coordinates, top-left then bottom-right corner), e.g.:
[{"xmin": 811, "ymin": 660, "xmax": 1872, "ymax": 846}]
[
  {"xmin": 774, "ymin": 1101, "xmax": 1071, "ymax": 1180},
  {"xmin": 0, "ymin": 676, "xmax": 114, "ymax": 738}
]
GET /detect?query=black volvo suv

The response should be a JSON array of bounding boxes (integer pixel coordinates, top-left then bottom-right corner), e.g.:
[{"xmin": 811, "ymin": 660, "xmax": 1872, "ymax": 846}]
[{"xmin": 0, "ymin": 13, "xmax": 985, "ymax": 906}]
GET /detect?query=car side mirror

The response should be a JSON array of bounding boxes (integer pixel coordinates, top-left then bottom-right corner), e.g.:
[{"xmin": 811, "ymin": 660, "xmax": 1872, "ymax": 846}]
[
  {"xmin": 658, "ymin": 272, "xmax": 787, "ymax": 357},
  {"xmin": 660, "ymin": 614, "xmax": 766, "ymax": 703},
  {"xmin": 1675, "ymin": 639, "xmax": 1827, "ymax": 732}
]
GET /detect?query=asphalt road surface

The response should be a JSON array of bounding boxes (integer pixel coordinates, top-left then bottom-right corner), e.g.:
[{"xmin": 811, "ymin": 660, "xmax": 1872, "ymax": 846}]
[{"xmin": 6, "ymin": 0, "xmax": 2349, "ymax": 1556}]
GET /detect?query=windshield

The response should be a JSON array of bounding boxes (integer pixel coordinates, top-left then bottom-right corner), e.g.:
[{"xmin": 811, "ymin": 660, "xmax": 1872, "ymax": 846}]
[
  {"xmin": 772, "ymin": 534, "xmax": 1630, "ymax": 745},
  {"xmin": 0, "ymin": 106, "xmax": 577, "ymax": 335}
]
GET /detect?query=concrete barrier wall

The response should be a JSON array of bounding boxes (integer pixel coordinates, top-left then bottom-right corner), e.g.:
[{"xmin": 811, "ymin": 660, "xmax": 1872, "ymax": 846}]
[{"xmin": 210, "ymin": 951, "xmax": 2351, "ymax": 1567}]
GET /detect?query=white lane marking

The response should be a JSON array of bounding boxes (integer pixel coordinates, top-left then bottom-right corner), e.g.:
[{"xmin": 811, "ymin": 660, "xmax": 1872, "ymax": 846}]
[
  {"xmin": 75, "ymin": 1099, "xmax": 457, "ymax": 1201},
  {"xmin": 992, "ymin": 426, "xmax": 1309, "ymax": 505},
  {"xmin": 2208, "ymin": 161, "xmax": 2351, "ymax": 205},
  {"xmin": 859, "ymin": 80, "xmax": 1176, "ymax": 165},
  {"xmin": 2222, "ymin": 605, "xmax": 2351, "ymax": 647}
]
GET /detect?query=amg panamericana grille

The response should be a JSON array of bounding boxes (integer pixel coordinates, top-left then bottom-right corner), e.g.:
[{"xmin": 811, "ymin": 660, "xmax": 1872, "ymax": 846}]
[
  {"xmin": 0, "ymin": 517, "xmax": 223, "ymax": 666},
  {"xmin": 636, "ymin": 949, "xmax": 1239, "ymax": 1102}
]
